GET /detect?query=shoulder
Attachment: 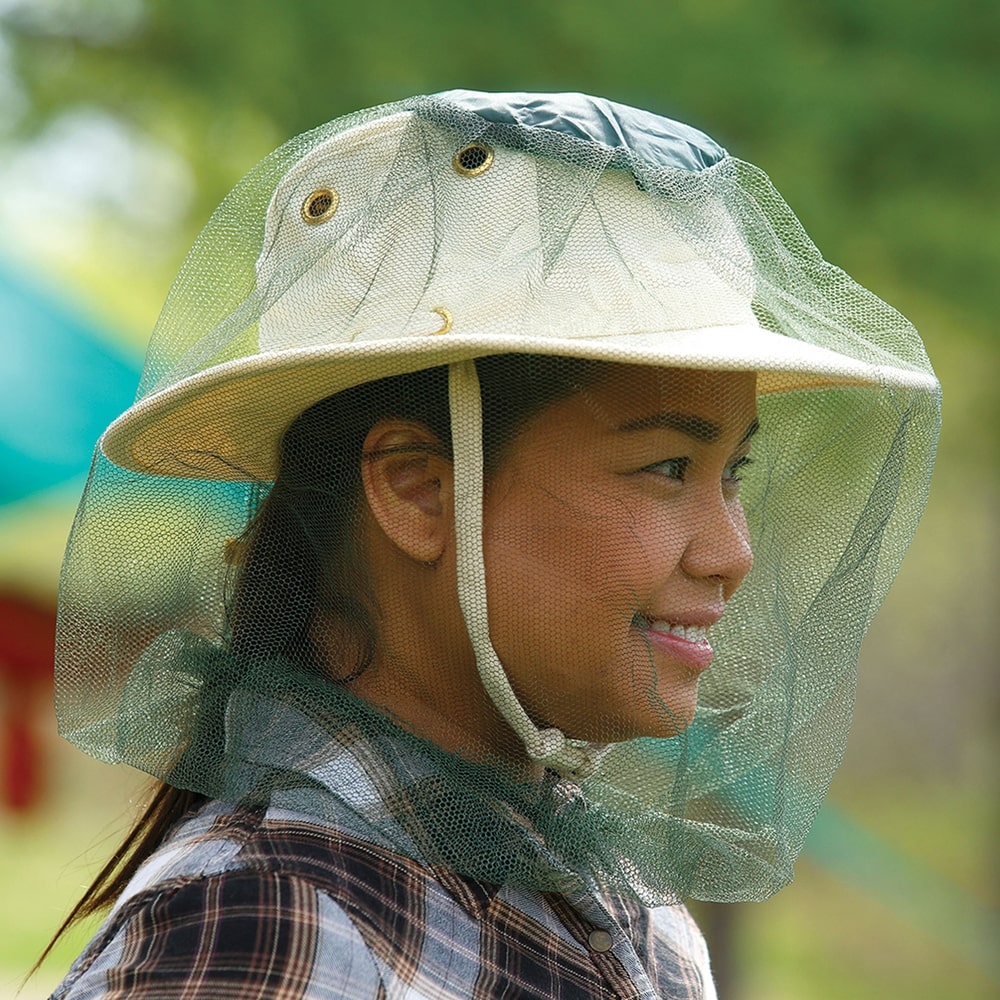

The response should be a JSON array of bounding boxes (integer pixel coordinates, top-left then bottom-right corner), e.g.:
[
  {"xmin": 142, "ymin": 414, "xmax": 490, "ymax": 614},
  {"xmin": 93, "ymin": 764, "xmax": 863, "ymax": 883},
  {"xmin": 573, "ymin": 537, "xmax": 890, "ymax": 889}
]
[
  {"xmin": 647, "ymin": 902, "xmax": 717, "ymax": 1000},
  {"xmin": 52, "ymin": 867, "xmax": 385, "ymax": 999},
  {"xmin": 51, "ymin": 805, "xmax": 394, "ymax": 999}
]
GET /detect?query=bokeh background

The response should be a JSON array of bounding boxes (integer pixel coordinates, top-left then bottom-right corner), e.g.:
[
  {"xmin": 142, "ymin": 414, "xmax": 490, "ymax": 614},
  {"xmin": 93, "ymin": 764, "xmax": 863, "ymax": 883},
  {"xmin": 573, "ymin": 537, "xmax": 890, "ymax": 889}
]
[{"xmin": 0, "ymin": 1, "xmax": 996, "ymax": 997}]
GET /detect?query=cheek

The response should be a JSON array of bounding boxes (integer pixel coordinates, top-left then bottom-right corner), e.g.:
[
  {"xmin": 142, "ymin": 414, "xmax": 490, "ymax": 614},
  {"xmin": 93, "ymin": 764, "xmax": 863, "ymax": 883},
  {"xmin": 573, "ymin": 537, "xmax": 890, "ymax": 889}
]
[
  {"xmin": 482, "ymin": 486, "xmax": 664, "ymax": 652},
  {"xmin": 487, "ymin": 479, "xmax": 616, "ymax": 575},
  {"xmin": 484, "ymin": 490, "xmax": 596, "ymax": 622},
  {"xmin": 627, "ymin": 505, "xmax": 691, "ymax": 567}
]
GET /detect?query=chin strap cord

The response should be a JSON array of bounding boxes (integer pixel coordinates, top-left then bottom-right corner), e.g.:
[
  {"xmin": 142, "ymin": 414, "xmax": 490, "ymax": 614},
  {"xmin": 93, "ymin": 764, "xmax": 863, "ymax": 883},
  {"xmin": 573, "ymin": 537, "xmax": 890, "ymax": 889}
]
[{"xmin": 448, "ymin": 360, "xmax": 595, "ymax": 779}]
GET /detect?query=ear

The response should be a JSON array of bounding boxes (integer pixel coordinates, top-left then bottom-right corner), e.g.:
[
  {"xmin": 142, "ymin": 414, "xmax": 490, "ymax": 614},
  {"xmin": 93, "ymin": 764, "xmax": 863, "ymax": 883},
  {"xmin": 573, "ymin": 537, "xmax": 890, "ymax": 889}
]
[{"xmin": 361, "ymin": 421, "xmax": 453, "ymax": 564}]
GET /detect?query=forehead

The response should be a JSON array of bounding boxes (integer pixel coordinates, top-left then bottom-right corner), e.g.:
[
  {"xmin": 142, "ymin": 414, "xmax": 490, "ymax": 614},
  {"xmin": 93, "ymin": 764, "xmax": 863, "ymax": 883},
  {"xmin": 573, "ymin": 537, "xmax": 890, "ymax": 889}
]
[
  {"xmin": 576, "ymin": 364, "xmax": 757, "ymax": 428},
  {"xmin": 495, "ymin": 364, "xmax": 759, "ymax": 467}
]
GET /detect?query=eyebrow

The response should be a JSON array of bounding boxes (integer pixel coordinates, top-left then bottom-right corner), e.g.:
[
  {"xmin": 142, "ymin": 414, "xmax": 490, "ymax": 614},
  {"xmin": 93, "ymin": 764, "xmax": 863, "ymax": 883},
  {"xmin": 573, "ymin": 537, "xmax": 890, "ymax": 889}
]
[
  {"xmin": 615, "ymin": 412, "xmax": 760, "ymax": 446},
  {"xmin": 738, "ymin": 418, "xmax": 760, "ymax": 447}
]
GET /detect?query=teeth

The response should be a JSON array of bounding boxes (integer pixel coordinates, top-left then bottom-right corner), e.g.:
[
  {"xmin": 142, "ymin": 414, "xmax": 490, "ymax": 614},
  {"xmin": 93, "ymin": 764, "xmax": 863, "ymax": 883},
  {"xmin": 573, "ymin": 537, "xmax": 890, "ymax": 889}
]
[{"xmin": 648, "ymin": 621, "xmax": 709, "ymax": 643}]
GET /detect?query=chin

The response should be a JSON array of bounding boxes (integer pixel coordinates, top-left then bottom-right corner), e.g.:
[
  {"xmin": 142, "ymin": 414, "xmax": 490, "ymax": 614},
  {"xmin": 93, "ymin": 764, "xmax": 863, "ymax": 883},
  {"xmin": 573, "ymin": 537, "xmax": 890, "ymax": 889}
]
[
  {"xmin": 623, "ymin": 709, "xmax": 695, "ymax": 742},
  {"xmin": 561, "ymin": 701, "xmax": 697, "ymax": 744}
]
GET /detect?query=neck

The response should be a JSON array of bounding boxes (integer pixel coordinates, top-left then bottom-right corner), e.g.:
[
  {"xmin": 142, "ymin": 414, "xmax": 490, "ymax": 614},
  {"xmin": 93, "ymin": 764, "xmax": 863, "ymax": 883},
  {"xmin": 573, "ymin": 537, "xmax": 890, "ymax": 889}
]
[{"xmin": 320, "ymin": 531, "xmax": 527, "ymax": 767}]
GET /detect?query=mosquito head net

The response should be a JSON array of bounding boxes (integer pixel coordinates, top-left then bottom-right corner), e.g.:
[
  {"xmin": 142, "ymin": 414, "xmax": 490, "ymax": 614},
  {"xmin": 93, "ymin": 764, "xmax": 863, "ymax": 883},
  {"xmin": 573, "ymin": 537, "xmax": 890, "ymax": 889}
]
[{"xmin": 56, "ymin": 90, "xmax": 940, "ymax": 904}]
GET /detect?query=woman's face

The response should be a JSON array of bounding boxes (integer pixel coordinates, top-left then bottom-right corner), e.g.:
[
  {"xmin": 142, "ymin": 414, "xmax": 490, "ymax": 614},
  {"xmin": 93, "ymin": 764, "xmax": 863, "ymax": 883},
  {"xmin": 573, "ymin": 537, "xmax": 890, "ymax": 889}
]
[{"xmin": 481, "ymin": 364, "xmax": 757, "ymax": 742}]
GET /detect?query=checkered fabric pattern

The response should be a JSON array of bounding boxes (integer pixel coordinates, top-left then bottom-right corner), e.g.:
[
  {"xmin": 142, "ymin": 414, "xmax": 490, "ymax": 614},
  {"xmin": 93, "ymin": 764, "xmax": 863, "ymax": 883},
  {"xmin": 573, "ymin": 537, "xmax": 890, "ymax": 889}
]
[{"xmin": 51, "ymin": 711, "xmax": 716, "ymax": 999}]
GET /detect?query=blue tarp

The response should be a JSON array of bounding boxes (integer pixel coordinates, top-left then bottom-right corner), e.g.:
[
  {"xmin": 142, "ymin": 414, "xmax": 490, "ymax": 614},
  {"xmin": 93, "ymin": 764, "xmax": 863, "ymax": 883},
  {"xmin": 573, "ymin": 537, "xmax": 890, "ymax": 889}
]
[{"xmin": 0, "ymin": 258, "xmax": 141, "ymax": 504}]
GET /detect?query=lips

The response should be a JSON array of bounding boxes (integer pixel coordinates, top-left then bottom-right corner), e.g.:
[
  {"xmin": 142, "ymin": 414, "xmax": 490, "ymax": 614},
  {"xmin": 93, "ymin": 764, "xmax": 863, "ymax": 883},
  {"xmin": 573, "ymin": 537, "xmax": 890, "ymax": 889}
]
[
  {"xmin": 647, "ymin": 621, "xmax": 709, "ymax": 644},
  {"xmin": 633, "ymin": 613, "xmax": 718, "ymax": 672}
]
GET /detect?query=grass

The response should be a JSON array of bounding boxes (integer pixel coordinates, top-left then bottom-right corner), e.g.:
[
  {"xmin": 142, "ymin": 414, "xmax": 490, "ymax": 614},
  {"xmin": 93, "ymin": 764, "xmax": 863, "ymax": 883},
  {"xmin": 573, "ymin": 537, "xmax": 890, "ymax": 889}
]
[{"xmin": 1, "ymin": 738, "xmax": 146, "ymax": 999}]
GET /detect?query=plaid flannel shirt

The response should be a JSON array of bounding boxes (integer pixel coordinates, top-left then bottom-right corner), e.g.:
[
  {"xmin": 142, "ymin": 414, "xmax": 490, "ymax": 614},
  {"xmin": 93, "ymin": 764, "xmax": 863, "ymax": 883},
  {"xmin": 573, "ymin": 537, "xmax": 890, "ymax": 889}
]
[{"xmin": 52, "ymin": 698, "xmax": 717, "ymax": 999}]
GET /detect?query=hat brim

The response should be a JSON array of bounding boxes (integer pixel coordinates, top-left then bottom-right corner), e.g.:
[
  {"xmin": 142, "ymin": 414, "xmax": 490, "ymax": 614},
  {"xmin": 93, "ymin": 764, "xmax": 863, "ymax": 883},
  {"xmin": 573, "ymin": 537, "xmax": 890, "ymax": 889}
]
[{"xmin": 101, "ymin": 324, "xmax": 938, "ymax": 481}]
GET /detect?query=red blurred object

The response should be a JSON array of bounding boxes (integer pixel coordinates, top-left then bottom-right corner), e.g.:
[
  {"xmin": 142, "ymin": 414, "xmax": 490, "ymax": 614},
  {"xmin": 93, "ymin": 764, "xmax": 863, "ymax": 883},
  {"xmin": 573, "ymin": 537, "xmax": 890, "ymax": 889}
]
[{"xmin": 0, "ymin": 592, "xmax": 55, "ymax": 812}]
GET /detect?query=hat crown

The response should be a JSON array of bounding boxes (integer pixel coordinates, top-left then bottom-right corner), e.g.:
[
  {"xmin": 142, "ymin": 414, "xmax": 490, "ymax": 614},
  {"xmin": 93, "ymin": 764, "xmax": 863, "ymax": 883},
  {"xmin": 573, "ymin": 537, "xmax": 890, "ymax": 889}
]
[
  {"xmin": 255, "ymin": 104, "xmax": 750, "ymax": 355},
  {"xmin": 432, "ymin": 89, "xmax": 727, "ymax": 173}
]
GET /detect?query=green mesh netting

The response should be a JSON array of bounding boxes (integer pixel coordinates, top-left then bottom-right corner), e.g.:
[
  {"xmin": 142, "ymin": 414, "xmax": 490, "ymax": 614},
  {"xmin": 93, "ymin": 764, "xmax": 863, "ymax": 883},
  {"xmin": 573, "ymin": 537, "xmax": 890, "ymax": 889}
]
[{"xmin": 55, "ymin": 90, "xmax": 939, "ymax": 905}]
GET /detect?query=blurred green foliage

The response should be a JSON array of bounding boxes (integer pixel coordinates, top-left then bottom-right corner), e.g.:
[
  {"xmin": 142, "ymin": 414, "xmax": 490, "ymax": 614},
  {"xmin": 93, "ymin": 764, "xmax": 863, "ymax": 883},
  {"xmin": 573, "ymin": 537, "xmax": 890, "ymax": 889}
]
[{"xmin": 3, "ymin": 0, "xmax": 998, "ymax": 339}]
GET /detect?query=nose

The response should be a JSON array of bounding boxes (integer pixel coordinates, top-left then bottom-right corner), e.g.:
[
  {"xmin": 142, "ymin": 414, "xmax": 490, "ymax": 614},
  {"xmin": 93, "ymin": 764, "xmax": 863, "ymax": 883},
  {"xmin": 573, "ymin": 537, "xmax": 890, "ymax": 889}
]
[{"xmin": 679, "ymin": 493, "xmax": 754, "ymax": 598}]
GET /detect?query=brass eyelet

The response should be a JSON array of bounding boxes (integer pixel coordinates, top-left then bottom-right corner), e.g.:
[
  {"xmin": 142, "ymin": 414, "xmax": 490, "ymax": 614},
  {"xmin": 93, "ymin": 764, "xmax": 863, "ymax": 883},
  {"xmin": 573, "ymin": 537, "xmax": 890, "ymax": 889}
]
[
  {"xmin": 301, "ymin": 187, "xmax": 340, "ymax": 225},
  {"xmin": 452, "ymin": 143, "xmax": 494, "ymax": 177},
  {"xmin": 430, "ymin": 306, "xmax": 453, "ymax": 334}
]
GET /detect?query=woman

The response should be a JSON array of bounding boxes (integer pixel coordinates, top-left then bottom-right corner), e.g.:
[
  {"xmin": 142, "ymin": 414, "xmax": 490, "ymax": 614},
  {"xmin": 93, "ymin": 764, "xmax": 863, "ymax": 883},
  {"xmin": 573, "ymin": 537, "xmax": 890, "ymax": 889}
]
[{"xmin": 47, "ymin": 91, "xmax": 939, "ymax": 997}]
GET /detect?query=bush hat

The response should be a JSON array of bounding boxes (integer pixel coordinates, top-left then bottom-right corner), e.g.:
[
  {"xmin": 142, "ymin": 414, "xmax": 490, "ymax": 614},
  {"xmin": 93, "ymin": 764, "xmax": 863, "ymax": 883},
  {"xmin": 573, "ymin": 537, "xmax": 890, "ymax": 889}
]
[{"xmin": 100, "ymin": 92, "xmax": 934, "ymax": 481}]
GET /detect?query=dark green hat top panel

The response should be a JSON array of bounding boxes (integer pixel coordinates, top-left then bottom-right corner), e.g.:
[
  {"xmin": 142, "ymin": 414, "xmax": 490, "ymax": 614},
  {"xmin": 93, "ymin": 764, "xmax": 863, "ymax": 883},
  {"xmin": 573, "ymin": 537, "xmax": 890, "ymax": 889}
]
[{"xmin": 433, "ymin": 88, "xmax": 727, "ymax": 172}]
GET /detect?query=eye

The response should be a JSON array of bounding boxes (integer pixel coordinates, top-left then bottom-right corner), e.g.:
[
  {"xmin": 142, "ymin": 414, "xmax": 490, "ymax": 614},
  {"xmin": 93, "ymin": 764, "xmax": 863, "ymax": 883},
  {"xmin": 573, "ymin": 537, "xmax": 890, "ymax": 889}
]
[
  {"xmin": 724, "ymin": 455, "xmax": 752, "ymax": 482},
  {"xmin": 722, "ymin": 455, "xmax": 753, "ymax": 499},
  {"xmin": 643, "ymin": 457, "xmax": 690, "ymax": 481}
]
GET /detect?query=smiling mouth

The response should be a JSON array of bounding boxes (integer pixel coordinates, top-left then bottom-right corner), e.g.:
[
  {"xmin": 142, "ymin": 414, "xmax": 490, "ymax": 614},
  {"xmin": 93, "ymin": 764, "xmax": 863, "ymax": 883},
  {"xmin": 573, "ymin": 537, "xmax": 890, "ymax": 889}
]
[{"xmin": 633, "ymin": 615, "xmax": 710, "ymax": 644}]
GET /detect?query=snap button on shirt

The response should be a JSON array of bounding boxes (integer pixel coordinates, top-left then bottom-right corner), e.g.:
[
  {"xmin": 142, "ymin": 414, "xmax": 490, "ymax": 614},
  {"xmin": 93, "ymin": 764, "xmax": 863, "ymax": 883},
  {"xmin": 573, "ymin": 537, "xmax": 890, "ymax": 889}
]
[{"xmin": 587, "ymin": 929, "xmax": 614, "ymax": 953}]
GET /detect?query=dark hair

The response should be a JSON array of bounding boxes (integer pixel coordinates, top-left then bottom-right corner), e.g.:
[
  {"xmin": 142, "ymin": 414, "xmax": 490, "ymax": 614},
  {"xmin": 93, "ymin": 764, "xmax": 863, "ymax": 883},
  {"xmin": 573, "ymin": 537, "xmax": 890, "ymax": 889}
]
[
  {"xmin": 39, "ymin": 354, "xmax": 602, "ymax": 967},
  {"xmin": 227, "ymin": 355, "xmax": 601, "ymax": 676},
  {"xmin": 225, "ymin": 365, "xmax": 455, "ymax": 676}
]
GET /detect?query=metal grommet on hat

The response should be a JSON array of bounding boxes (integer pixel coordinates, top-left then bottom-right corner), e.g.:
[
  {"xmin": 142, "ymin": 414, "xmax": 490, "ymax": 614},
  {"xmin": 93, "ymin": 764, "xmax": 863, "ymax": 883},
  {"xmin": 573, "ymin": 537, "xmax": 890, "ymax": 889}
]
[
  {"xmin": 301, "ymin": 187, "xmax": 340, "ymax": 224},
  {"xmin": 452, "ymin": 143, "xmax": 494, "ymax": 177},
  {"xmin": 430, "ymin": 307, "xmax": 453, "ymax": 334}
]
